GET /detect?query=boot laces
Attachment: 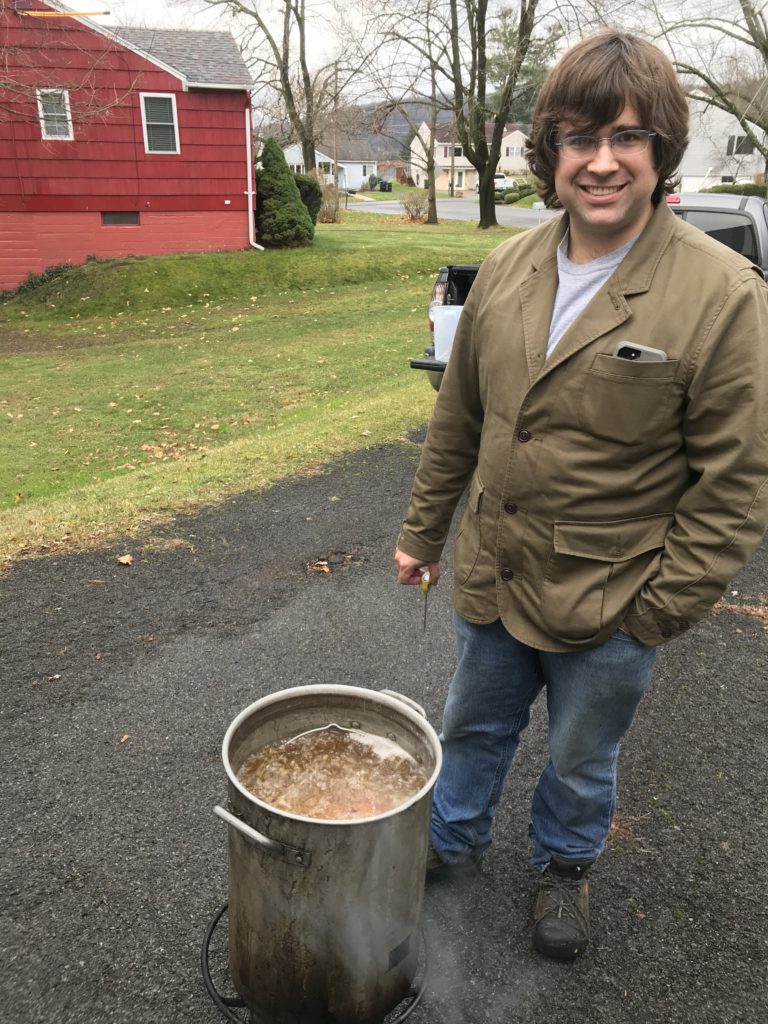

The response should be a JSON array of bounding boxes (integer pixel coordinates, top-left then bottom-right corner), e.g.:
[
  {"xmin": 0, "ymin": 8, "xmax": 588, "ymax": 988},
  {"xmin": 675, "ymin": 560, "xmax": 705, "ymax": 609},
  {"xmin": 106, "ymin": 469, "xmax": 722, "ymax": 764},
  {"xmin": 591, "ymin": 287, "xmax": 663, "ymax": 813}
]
[{"xmin": 539, "ymin": 872, "xmax": 587, "ymax": 925}]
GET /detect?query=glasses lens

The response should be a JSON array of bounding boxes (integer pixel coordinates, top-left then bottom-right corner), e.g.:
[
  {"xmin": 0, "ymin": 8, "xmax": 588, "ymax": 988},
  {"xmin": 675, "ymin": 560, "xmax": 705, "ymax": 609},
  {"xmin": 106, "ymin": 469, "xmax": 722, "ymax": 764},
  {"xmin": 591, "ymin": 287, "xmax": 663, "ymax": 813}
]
[
  {"xmin": 561, "ymin": 136, "xmax": 595, "ymax": 157},
  {"xmin": 611, "ymin": 130, "xmax": 650, "ymax": 153}
]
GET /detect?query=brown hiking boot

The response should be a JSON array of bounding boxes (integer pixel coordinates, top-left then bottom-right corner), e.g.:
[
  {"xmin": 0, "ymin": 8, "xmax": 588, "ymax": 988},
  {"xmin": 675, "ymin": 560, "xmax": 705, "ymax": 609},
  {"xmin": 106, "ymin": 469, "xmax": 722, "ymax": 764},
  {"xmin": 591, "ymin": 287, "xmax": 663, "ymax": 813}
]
[
  {"xmin": 532, "ymin": 856, "xmax": 593, "ymax": 960},
  {"xmin": 425, "ymin": 845, "xmax": 483, "ymax": 881}
]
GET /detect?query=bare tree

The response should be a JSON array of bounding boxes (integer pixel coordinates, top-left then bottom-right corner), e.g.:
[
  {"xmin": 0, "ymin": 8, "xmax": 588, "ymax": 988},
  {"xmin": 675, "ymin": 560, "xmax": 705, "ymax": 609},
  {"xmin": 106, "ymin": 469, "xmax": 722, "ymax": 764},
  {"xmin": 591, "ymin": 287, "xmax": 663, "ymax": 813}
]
[
  {"xmin": 201, "ymin": 0, "xmax": 378, "ymax": 172},
  {"xmin": 444, "ymin": 0, "xmax": 547, "ymax": 228},
  {"xmin": 0, "ymin": 0, "xmax": 139, "ymax": 126},
  {"xmin": 595, "ymin": 0, "xmax": 768, "ymax": 167},
  {"xmin": 361, "ymin": 0, "xmax": 454, "ymax": 225}
]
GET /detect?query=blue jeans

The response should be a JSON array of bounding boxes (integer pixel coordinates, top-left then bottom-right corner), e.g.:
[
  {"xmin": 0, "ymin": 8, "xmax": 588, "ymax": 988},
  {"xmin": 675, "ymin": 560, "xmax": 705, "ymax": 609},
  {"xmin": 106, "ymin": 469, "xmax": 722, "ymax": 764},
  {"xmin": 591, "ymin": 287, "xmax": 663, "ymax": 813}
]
[{"xmin": 430, "ymin": 614, "xmax": 656, "ymax": 869}]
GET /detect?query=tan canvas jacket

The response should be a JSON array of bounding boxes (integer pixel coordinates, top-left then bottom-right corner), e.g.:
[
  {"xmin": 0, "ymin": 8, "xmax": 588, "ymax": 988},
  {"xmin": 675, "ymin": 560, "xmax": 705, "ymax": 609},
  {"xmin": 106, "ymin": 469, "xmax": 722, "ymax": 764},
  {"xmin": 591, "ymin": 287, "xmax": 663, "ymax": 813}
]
[{"xmin": 398, "ymin": 201, "xmax": 768, "ymax": 650}]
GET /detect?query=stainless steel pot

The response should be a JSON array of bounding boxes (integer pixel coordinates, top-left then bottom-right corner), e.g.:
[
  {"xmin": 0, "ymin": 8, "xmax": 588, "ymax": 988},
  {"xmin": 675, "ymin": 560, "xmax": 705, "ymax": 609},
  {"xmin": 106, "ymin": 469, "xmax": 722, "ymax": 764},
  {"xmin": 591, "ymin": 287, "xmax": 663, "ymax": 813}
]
[{"xmin": 215, "ymin": 684, "xmax": 442, "ymax": 1024}]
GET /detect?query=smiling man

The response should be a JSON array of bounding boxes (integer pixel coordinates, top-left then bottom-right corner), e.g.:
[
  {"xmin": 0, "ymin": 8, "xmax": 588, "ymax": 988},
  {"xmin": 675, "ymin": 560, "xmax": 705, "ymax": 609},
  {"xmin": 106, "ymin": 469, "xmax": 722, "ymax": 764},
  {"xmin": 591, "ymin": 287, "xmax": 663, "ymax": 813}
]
[{"xmin": 394, "ymin": 32, "xmax": 768, "ymax": 960}]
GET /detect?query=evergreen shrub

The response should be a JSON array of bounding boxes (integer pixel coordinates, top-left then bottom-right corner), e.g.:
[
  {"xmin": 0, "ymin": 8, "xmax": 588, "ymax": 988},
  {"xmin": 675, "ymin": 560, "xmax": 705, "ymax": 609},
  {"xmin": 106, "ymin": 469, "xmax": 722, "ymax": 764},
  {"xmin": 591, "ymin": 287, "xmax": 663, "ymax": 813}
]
[
  {"xmin": 294, "ymin": 173, "xmax": 323, "ymax": 224},
  {"xmin": 256, "ymin": 139, "xmax": 314, "ymax": 248},
  {"xmin": 503, "ymin": 191, "xmax": 520, "ymax": 204}
]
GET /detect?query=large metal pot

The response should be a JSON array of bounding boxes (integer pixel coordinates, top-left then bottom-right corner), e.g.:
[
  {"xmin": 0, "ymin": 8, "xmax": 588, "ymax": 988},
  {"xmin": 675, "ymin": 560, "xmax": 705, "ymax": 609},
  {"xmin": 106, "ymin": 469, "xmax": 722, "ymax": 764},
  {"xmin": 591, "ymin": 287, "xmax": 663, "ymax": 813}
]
[{"xmin": 215, "ymin": 684, "xmax": 442, "ymax": 1024}]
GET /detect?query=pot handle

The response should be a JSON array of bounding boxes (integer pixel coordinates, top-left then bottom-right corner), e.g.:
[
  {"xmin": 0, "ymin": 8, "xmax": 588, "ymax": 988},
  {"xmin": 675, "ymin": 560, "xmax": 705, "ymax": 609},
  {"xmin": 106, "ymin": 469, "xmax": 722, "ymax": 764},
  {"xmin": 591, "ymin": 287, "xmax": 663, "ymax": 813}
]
[
  {"xmin": 380, "ymin": 689, "xmax": 427, "ymax": 718},
  {"xmin": 214, "ymin": 805, "xmax": 312, "ymax": 867}
]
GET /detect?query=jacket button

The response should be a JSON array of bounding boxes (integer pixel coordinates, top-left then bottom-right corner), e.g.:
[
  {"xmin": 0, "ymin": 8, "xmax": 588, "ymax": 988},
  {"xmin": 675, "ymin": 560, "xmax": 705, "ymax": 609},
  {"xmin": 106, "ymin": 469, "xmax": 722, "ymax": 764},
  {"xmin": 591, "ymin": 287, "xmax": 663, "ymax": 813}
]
[
  {"xmin": 500, "ymin": 568, "xmax": 514, "ymax": 581},
  {"xmin": 504, "ymin": 502, "xmax": 518, "ymax": 515},
  {"xmin": 518, "ymin": 429, "xmax": 532, "ymax": 442}
]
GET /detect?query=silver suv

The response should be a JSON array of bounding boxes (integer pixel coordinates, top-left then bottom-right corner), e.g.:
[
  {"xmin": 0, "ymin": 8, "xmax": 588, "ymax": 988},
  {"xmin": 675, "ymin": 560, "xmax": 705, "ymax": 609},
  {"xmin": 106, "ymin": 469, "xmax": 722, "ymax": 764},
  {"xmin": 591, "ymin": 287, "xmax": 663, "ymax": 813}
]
[{"xmin": 665, "ymin": 192, "xmax": 768, "ymax": 278}]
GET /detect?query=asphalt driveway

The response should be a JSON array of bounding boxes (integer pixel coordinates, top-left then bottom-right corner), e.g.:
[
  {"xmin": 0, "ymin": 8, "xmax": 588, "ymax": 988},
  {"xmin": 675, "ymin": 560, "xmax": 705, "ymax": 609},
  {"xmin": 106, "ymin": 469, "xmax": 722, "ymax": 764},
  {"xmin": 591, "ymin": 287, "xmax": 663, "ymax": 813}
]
[{"xmin": 2, "ymin": 437, "xmax": 766, "ymax": 1024}]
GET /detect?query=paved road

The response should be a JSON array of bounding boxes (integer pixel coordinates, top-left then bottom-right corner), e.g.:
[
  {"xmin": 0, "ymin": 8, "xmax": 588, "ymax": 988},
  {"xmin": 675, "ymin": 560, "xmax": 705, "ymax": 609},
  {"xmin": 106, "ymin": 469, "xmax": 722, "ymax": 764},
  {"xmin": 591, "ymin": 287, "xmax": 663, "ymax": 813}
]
[
  {"xmin": 2, "ymin": 438, "xmax": 767, "ymax": 1024},
  {"xmin": 355, "ymin": 195, "xmax": 561, "ymax": 229}
]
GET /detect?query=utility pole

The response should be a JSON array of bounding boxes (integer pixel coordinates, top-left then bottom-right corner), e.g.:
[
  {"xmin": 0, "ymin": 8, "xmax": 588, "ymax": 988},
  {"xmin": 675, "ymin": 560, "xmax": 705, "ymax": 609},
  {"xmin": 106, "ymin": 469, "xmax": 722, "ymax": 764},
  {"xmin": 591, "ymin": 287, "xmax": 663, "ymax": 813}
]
[
  {"xmin": 332, "ymin": 61, "xmax": 339, "ymax": 190},
  {"xmin": 449, "ymin": 116, "xmax": 456, "ymax": 197}
]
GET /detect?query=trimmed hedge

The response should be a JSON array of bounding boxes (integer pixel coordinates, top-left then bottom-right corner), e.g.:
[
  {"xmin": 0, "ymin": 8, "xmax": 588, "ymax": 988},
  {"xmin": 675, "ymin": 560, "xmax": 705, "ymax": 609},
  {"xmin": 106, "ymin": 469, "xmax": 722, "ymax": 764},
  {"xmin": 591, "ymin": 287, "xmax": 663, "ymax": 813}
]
[{"xmin": 702, "ymin": 183, "xmax": 767, "ymax": 197}]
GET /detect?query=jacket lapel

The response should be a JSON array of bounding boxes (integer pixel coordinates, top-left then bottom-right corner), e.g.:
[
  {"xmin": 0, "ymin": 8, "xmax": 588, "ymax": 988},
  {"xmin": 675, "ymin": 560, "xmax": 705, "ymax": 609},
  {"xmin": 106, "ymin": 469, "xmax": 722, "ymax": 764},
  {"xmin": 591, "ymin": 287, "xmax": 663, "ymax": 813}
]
[
  {"xmin": 519, "ymin": 216, "xmax": 567, "ymax": 382},
  {"xmin": 533, "ymin": 202, "xmax": 678, "ymax": 382}
]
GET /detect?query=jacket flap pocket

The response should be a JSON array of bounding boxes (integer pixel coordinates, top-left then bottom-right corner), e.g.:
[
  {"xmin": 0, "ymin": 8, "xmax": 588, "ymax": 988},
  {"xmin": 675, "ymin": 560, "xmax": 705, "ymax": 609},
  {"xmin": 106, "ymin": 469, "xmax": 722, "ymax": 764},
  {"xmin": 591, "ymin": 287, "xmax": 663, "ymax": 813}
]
[{"xmin": 554, "ymin": 514, "xmax": 674, "ymax": 562}]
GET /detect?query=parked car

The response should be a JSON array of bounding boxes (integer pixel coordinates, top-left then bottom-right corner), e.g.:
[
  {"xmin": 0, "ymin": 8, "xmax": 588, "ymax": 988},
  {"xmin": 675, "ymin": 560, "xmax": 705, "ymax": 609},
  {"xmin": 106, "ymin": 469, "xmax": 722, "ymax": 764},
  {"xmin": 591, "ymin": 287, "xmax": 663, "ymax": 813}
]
[
  {"xmin": 412, "ymin": 192, "xmax": 768, "ymax": 390},
  {"xmin": 475, "ymin": 172, "xmax": 515, "ymax": 192},
  {"xmin": 664, "ymin": 192, "xmax": 768, "ymax": 278}
]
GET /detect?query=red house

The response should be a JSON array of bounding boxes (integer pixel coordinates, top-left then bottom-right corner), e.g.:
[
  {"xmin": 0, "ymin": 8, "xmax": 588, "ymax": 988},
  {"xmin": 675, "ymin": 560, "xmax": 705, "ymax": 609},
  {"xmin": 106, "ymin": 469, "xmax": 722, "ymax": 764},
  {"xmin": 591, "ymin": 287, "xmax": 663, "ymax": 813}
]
[{"xmin": 0, "ymin": 0, "xmax": 256, "ymax": 292}]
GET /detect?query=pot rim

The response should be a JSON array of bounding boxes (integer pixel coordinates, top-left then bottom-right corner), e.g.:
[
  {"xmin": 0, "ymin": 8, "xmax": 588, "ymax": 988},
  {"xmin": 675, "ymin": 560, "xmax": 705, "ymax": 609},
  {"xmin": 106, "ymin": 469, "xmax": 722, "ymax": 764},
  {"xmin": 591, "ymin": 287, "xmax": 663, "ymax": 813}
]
[{"xmin": 222, "ymin": 684, "xmax": 442, "ymax": 826}]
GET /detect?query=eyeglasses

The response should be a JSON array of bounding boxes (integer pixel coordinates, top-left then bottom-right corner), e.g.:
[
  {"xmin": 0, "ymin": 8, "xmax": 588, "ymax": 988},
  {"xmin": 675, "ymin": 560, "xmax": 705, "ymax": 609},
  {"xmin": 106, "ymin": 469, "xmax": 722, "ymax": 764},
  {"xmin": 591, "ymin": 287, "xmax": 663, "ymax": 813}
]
[{"xmin": 553, "ymin": 129, "xmax": 657, "ymax": 159}]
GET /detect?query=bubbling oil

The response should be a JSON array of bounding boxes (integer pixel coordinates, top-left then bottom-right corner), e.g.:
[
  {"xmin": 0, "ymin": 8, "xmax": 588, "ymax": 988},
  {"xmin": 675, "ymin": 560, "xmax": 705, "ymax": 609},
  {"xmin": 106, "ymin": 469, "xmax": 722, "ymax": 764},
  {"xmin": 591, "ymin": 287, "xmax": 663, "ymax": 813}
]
[{"xmin": 237, "ymin": 725, "xmax": 429, "ymax": 820}]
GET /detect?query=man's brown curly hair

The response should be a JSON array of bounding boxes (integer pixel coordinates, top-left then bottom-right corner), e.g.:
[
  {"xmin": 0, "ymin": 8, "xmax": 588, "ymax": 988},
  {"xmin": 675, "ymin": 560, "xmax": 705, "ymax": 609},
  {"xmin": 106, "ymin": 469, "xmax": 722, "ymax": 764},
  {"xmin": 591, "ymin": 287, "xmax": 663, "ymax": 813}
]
[{"xmin": 526, "ymin": 31, "xmax": 689, "ymax": 208}]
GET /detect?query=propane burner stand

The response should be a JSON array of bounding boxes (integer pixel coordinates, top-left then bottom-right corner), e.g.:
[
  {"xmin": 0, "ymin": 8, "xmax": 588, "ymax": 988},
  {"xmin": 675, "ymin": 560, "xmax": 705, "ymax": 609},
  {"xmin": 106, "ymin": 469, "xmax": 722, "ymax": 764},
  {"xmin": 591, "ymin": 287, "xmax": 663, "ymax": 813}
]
[{"xmin": 201, "ymin": 902, "xmax": 430, "ymax": 1024}]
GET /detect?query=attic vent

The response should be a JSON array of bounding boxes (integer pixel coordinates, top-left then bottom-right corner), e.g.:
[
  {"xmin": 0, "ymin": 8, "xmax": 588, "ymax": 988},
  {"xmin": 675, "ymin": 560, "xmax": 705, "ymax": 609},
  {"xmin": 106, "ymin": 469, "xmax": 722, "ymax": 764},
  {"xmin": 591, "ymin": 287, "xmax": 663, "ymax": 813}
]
[{"xmin": 141, "ymin": 94, "xmax": 179, "ymax": 154}]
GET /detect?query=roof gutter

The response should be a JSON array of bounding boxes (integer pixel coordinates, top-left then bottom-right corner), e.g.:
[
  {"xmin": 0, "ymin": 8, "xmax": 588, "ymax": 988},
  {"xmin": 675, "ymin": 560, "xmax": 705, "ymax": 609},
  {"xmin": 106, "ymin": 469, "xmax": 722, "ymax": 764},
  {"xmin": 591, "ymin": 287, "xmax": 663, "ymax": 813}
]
[{"xmin": 244, "ymin": 107, "xmax": 264, "ymax": 251}]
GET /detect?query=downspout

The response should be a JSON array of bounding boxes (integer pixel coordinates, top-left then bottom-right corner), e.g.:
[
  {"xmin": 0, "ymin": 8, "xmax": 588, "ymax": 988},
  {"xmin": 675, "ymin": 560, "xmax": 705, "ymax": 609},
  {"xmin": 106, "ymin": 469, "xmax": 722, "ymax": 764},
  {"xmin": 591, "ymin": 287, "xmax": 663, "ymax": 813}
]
[{"xmin": 244, "ymin": 106, "xmax": 264, "ymax": 251}]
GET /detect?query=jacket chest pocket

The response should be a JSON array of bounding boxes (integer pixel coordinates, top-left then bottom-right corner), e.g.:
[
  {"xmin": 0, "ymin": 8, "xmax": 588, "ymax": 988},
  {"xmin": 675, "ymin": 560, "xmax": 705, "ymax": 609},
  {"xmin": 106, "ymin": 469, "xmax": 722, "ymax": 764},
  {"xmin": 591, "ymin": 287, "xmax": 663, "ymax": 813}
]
[{"xmin": 578, "ymin": 354, "xmax": 682, "ymax": 445}]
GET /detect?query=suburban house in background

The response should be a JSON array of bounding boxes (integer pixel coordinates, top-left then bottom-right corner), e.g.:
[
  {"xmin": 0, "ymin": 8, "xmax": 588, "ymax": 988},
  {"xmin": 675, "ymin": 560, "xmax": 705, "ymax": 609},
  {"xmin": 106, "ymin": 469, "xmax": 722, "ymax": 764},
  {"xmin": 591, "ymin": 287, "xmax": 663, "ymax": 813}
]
[
  {"xmin": 410, "ymin": 120, "xmax": 529, "ymax": 193},
  {"xmin": 0, "ymin": 0, "xmax": 254, "ymax": 292},
  {"xmin": 678, "ymin": 96, "xmax": 765, "ymax": 191},
  {"xmin": 281, "ymin": 141, "xmax": 380, "ymax": 191}
]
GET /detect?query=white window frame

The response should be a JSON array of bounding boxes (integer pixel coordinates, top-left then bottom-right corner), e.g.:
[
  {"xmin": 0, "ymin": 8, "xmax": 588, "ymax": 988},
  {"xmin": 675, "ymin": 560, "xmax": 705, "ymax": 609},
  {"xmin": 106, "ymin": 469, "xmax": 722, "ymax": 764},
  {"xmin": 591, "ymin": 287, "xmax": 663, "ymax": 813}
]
[
  {"xmin": 140, "ymin": 92, "xmax": 180, "ymax": 155},
  {"xmin": 36, "ymin": 88, "xmax": 74, "ymax": 141}
]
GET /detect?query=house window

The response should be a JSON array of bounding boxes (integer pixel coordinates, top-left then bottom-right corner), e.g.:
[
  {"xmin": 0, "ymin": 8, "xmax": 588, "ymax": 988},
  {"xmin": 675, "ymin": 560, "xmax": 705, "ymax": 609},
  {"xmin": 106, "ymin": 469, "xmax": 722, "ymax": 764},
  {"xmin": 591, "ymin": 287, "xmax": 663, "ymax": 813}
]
[
  {"xmin": 102, "ymin": 212, "xmax": 140, "ymax": 225},
  {"xmin": 443, "ymin": 145, "xmax": 462, "ymax": 157},
  {"xmin": 37, "ymin": 89, "xmax": 73, "ymax": 140},
  {"xmin": 726, "ymin": 135, "xmax": 754, "ymax": 156},
  {"xmin": 141, "ymin": 93, "xmax": 179, "ymax": 154},
  {"xmin": 362, "ymin": 164, "xmax": 367, "ymax": 176}
]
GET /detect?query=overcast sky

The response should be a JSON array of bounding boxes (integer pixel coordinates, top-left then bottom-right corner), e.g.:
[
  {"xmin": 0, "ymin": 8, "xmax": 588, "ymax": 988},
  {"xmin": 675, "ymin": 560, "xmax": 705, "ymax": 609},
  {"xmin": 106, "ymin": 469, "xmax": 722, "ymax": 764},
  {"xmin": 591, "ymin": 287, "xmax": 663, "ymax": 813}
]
[{"xmin": 63, "ymin": 0, "xmax": 223, "ymax": 30}]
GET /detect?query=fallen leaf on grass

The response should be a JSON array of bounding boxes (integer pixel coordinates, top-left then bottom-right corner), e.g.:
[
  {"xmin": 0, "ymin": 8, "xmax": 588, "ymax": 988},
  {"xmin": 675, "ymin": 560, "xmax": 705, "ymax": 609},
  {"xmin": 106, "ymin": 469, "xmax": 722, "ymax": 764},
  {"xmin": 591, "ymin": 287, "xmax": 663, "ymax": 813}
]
[{"xmin": 116, "ymin": 554, "xmax": 134, "ymax": 566}]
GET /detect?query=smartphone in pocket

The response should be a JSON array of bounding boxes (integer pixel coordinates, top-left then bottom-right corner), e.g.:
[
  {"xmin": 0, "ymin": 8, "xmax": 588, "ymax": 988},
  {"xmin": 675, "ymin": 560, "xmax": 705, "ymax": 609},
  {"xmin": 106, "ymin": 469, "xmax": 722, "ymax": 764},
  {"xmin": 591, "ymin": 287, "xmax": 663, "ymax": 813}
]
[{"xmin": 612, "ymin": 341, "xmax": 668, "ymax": 361}]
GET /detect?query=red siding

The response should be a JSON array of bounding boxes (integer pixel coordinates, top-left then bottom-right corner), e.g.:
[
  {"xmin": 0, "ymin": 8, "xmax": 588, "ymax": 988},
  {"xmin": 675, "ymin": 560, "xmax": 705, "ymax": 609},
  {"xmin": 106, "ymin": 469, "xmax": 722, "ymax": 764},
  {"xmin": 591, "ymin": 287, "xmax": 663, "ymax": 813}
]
[
  {"xmin": 0, "ymin": 1, "xmax": 256, "ymax": 284},
  {"xmin": 0, "ymin": 210, "xmax": 251, "ymax": 291}
]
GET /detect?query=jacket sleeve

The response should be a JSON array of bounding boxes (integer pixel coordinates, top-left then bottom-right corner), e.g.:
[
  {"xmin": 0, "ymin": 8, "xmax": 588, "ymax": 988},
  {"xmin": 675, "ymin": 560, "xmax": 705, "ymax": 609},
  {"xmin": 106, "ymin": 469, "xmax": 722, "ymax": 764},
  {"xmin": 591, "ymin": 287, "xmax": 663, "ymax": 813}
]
[
  {"xmin": 396, "ymin": 254, "xmax": 495, "ymax": 564},
  {"xmin": 625, "ymin": 271, "xmax": 768, "ymax": 646}
]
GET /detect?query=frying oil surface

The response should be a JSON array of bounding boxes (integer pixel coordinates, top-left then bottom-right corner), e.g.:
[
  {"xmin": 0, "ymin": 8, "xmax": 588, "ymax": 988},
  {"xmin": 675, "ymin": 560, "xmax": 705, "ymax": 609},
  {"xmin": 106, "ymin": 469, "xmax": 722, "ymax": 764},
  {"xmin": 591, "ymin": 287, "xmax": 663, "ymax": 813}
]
[{"xmin": 237, "ymin": 726, "xmax": 428, "ymax": 820}]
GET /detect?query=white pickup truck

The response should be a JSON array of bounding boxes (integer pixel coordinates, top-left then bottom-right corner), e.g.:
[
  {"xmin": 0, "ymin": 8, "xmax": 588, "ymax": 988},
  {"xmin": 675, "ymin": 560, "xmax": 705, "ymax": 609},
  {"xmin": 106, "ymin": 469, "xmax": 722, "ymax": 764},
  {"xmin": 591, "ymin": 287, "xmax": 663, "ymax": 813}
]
[
  {"xmin": 412, "ymin": 192, "xmax": 768, "ymax": 390},
  {"xmin": 475, "ymin": 172, "xmax": 524, "ymax": 193}
]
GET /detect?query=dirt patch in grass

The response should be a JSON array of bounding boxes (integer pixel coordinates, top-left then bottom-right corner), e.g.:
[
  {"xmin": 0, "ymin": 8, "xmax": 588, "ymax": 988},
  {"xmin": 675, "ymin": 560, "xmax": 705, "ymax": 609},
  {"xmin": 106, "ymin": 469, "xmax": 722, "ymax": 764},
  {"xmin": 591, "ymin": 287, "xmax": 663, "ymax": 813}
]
[{"xmin": 0, "ymin": 326, "xmax": 95, "ymax": 354}]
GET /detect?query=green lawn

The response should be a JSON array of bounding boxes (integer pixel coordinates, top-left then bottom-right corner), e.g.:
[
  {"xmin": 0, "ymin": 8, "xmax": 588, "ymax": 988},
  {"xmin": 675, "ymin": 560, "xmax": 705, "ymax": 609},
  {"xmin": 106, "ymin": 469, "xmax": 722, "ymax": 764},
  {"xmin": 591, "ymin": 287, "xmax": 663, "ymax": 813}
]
[{"xmin": 0, "ymin": 214, "xmax": 519, "ymax": 564}]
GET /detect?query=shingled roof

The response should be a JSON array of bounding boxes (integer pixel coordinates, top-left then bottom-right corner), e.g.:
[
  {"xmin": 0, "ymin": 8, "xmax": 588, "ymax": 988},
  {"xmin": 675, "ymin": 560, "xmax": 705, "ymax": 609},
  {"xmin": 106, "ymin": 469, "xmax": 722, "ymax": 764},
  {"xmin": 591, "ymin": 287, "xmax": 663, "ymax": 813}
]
[{"xmin": 111, "ymin": 26, "xmax": 253, "ymax": 90}]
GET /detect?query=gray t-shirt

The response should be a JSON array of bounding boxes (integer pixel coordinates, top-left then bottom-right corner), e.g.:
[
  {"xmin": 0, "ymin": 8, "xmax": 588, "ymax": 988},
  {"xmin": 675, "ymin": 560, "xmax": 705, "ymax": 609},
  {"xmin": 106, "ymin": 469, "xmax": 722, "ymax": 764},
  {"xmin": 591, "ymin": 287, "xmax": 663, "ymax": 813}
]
[{"xmin": 547, "ymin": 233, "xmax": 638, "ymax": 359}]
